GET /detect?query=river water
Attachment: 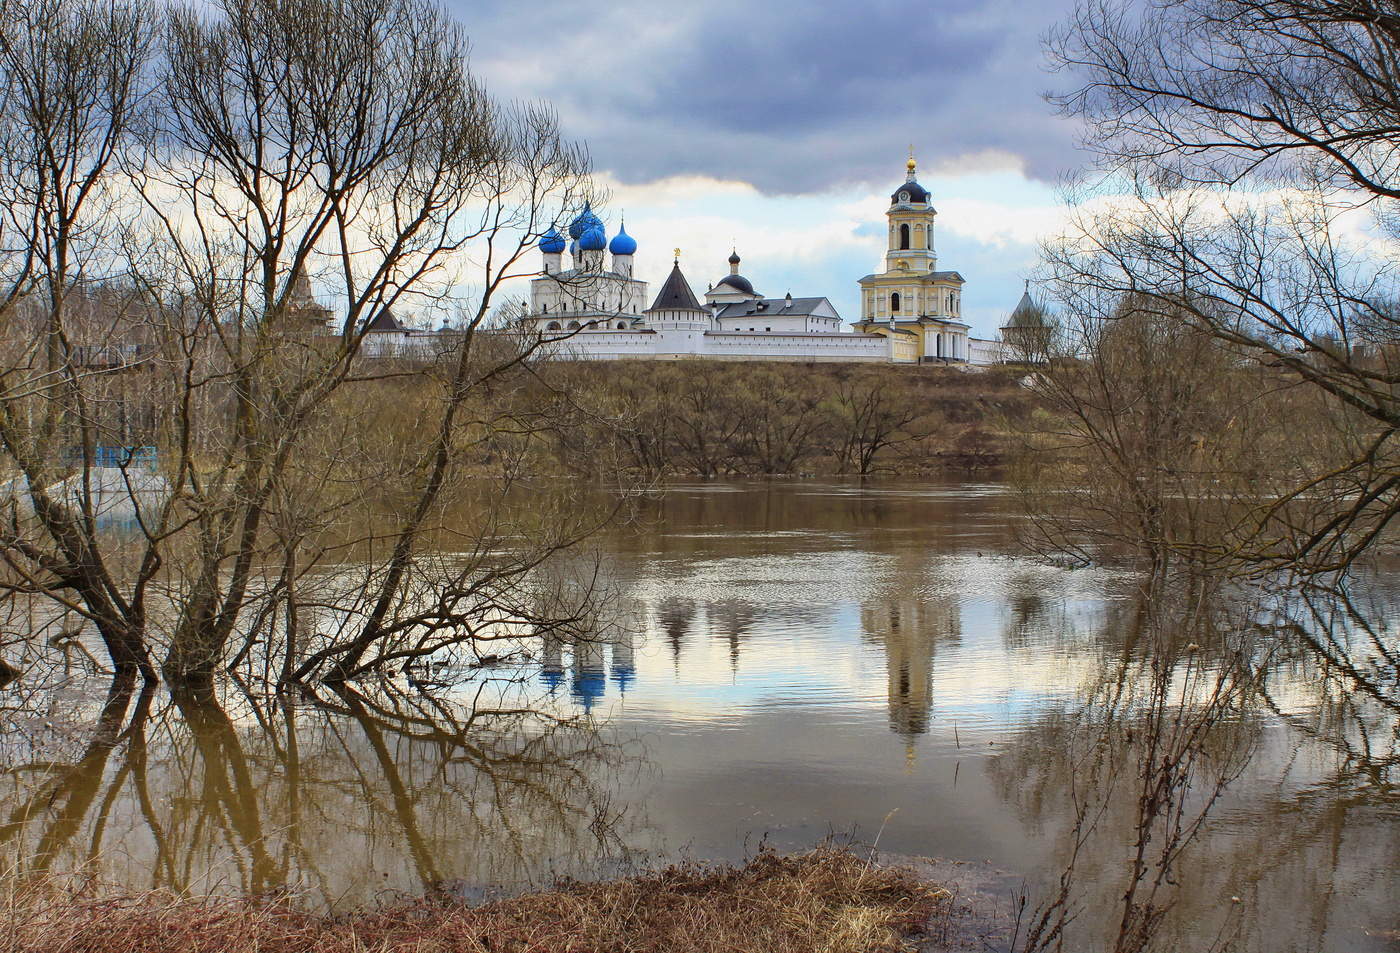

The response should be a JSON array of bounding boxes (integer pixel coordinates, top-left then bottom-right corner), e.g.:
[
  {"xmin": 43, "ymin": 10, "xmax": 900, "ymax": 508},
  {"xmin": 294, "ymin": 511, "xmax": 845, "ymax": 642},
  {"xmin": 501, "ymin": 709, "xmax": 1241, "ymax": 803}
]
[{"xmin": 1, "ymin": 480, "xmax": 1396, "ymax": 952}]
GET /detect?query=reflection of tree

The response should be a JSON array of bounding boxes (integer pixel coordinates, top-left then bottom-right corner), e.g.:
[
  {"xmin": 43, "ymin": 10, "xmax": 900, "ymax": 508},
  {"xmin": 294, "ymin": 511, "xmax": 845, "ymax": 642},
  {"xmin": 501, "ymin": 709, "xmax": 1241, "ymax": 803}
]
[
  {"xmin": 0, "ymin": 675, "xmax": 153, "ymax": 876},
  {"xmin": 0, "ymin": 677, "xmax": 644, "ymax": 906},
  {"xmin": 990, "ymin": 577, "xmax": 1398, "ymax": 953},
  {"xmin": 999, "ymin": 572, "xmax": 1065, "ymax": 651}
]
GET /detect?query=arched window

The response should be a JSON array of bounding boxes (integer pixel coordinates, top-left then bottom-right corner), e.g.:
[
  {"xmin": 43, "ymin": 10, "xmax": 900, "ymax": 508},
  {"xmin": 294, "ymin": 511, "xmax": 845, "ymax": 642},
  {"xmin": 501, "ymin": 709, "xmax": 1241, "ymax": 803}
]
[
  {"xmin": 891, "ymin": 292, "xmax": 901, "ymax": 313},
  {"xmin": 567, "ymin": 320, "xmax": 580, "ymax": 330},
  {"xmin": 899, "ymin": 223, "xmax": 910, "ymax": 250},
  {"xmin": 616, "ymin": 321, "xmax": 627, "ymax": 329},
  {"xmin": 546, "ymin": 321, "xmax": 561, "ymax": 331},
  {"xmin": 542, "ymin": 304, "xmax": 549, "ymax": 313}
]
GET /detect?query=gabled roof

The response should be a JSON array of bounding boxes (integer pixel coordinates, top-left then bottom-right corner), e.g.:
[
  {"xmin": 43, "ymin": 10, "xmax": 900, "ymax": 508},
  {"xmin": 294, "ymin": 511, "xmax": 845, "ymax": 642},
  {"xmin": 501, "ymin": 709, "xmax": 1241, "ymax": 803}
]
[
  {"xmin": 646, "ymin": 262, "xmax": 707, "ymax": 313},
  {"xmin": 714, "ymin": 297, "xmax": 838, "ymax": 320},
  {"xmin": 363, "ymin": 309, "xmax": 405, "ymax": 332}
]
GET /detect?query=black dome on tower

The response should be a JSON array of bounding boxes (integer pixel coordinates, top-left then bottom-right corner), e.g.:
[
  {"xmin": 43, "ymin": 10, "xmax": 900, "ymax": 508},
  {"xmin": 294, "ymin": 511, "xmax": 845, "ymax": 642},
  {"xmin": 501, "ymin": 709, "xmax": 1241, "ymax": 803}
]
[
  {"xmin": 717, "ymin": 273, "xmax": 755, "ymax": 294},
  {"xmin": 892, "ymin": 179, "xmax": 930, "ymax": 204}
]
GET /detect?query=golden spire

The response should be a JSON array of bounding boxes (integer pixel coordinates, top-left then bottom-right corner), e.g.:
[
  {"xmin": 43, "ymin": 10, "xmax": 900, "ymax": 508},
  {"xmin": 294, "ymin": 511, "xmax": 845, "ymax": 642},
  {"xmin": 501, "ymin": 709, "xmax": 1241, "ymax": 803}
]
[
  {"xmin": 907, "ymin": 144, "xmax": 917, "ymax": 173},
  {"xmin": 673, "ymin": 247, "xmax": 681, "ymax": 263}
]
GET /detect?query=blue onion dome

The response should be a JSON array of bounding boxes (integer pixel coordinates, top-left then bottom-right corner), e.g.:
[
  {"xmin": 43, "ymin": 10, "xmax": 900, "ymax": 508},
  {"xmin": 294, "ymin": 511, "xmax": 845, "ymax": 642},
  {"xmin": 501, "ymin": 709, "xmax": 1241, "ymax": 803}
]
[
  {"xmin": 609, "ymin": 223, "xmax": 637, "ymax": 256},
  {"xmin": 579, "ymin": 223, "xmax": 607, "ymax": 251},
  {"xmin": 540, "ymin": 226, "xmax": 566, "ymax": 254},
  {"xmin": 568, "ymin": 202, "xmax": 604, "ymax": 240}
]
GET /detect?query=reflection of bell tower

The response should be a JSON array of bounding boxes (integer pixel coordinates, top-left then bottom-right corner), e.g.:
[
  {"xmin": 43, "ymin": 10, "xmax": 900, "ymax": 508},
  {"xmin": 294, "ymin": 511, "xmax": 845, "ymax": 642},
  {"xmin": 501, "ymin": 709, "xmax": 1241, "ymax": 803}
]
[{"xmin": 862, "ymin": 596, "xmax": 962, "ymax": 760}]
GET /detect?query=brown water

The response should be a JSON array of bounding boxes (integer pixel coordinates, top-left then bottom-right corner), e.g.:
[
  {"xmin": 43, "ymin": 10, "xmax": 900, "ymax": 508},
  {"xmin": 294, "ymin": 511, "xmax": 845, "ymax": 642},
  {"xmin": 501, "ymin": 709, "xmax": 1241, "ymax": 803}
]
[{"xmin": 1, "ymin": 480, "xmax": 1396, "ymax": 952}]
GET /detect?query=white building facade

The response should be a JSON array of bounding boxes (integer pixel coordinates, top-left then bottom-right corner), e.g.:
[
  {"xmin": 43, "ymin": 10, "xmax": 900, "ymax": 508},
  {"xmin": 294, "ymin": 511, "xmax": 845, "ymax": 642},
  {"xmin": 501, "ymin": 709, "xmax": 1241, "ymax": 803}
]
[
  {"xmin": 348, "ymin": 159, "xmax": 1019, "ymax": 366},
  {"xmin": 519, "ymin": 203, "xmax": 916, "ymax": 363}
]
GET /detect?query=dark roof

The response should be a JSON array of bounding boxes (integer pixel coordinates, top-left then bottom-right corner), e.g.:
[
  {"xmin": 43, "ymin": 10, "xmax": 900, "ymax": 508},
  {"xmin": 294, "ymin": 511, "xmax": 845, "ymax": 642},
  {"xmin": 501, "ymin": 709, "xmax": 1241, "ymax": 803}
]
[
  {"xmin": 716, "ymin": 274, "xmax": 756, "ymax": 294},
  {"xmin": 646, "ymin": 262, "xmax": 707, "ymax": 313},
  {"xmin": 728, "ymin": 250, "xmax": 741, "ymax": 265},
  {"xmin": 714, "ymin": 297, "xmax": 835, "ymax": 319},
  {"xmin": 892, "ymin": 178, "xmax": 931, "ymax": 204},
  {"xmin": 857, "ymin": 270, "xmax": 965, "ymax": 283},
  {"xmin": 1004, "ymin": 289, "xmax": 1048, "ymax": 329},
  {"xmin": 363, "ymin": 309, "xmax": 404, "ymax": 332}
]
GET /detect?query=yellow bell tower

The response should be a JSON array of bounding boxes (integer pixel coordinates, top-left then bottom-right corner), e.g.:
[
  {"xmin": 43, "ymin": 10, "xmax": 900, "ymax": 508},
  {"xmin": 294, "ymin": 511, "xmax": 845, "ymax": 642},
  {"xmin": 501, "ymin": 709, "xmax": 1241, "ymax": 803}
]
[
  {"xmin": 854, "ymin": 151, "xmax": 970, "ymax": 362},
  {"xmin": 884, "ymin": 149, "xmax": 938, "ymax": 274}
]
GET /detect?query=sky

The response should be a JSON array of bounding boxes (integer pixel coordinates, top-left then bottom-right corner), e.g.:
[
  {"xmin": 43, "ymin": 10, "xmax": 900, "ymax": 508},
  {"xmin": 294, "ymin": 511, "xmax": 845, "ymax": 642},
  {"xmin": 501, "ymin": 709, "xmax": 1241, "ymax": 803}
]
[{"xmin": 449, "ymin": 0, "xmax": 1084, "ymax": 338}]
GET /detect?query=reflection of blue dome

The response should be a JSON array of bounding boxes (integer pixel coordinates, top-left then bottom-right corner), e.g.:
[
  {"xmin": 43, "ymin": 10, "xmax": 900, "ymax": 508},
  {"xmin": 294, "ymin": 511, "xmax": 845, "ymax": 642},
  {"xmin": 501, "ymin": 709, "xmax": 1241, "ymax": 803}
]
[
  {"xmin": 569, "ymin": 202, "xmax": 603, "ymax": 240},
  {"xmin": 572, "ymin": 669, "xmax": 607, "ymax": 712},
  {"xmin": 579, "ymin": 224, "xmax": 607, "ymax": 251},
  {"xmin": 541, "ymin": 665, "xmax": 565, "ymax": 693},
  {"xmin": 609, "ymin": 224, "xmax": 637, "ymax": 256},
  {"xmin": 540, "ymin": 227, "xmax": 566, "ymax": 254},
  {"xmin": 613, "ymin": 663, "xmax": 635, "ymax": 694}
]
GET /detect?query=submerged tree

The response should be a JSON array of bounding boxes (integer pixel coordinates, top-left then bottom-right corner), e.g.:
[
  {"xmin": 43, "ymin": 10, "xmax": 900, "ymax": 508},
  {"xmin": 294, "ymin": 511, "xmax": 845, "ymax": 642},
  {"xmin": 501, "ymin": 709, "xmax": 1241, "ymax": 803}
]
[{"xmin": 0, "ymin": 0, "xmax": 598, "ymax": 689}]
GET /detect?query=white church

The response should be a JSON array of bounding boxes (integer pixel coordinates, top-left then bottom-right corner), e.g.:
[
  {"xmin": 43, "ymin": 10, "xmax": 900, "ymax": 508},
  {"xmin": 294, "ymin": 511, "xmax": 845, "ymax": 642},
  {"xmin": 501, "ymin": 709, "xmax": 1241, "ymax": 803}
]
[{"xmin": 358, "ymin": 156, "xmax": 1022, "ymax": 365}]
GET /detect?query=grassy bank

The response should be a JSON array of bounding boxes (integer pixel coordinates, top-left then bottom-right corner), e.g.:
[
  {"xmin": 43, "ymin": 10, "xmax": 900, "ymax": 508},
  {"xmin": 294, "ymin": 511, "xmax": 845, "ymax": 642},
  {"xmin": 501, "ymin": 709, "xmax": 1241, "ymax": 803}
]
[
  {"xmin": 1, "ymin": 849, "xmax": 951, "ymax": 953},
  {"xmin": 536, "ymin": 360, "xmax": 1038, "ymax": 477}
]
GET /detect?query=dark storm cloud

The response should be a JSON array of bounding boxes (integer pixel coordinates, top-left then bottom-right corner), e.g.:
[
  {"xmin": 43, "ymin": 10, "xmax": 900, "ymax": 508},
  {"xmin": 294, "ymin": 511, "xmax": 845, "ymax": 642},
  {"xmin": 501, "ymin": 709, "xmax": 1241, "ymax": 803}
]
[{"xmin": 452, "ymin": 0, "xmax": 1081, "ymax": 194}]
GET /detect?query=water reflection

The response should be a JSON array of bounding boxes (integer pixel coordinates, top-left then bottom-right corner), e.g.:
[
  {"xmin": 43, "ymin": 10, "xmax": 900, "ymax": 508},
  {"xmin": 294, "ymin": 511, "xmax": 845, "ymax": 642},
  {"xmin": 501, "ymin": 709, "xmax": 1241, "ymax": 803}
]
[
  {"xmin": 862, "ymin": 598, "xmax": 960, "ymax": 744},
  {"xmin": 1, "ymin": 677, "xmax": 641, "ymax": 906},
  {"xmin": 1, "ymin": 480, "xmax": 1396, "ymax": 951},
  {"xmin": 989, "ymin": 578, "xmax": 1398, "ymax": 952}
]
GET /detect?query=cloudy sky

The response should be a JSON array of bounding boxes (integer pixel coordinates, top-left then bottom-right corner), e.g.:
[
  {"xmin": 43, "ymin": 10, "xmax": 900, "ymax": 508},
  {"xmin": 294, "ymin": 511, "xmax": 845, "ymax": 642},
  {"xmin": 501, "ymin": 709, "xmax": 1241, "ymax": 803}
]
[{"xmin": 449, "ymin": 0, "xmax": 1084, "ymax": 337}]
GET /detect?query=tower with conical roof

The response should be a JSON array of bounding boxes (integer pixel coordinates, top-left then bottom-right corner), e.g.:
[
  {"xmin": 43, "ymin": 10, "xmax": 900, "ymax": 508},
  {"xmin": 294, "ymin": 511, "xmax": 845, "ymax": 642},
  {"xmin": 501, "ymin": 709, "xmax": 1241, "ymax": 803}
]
[
  {"xmin": 645, "ymin": 252, "xmax": 711, "ymax": 329},
  {"xmin": 999, "ymin": 282, "xmax": 1053, "ymax": 363},
  {"xmin": 283, "ymin": 260, "xmax": 334, "ymax": 331}
]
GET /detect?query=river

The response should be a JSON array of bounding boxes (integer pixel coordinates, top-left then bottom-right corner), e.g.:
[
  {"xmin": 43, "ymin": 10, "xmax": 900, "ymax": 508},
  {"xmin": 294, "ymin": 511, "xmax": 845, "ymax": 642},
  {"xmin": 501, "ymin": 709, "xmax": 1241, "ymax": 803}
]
[{"xmin": 1, "ymin": 480, "xmax": 1395, "ymax": 952}]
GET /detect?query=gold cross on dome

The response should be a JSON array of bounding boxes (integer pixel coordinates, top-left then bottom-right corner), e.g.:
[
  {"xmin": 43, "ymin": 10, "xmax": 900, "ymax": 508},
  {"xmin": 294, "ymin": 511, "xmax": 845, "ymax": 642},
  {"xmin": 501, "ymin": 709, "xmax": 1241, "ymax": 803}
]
[{"xmin": 674, "ymin": 247, "xmax": 682, "ymax": 261}]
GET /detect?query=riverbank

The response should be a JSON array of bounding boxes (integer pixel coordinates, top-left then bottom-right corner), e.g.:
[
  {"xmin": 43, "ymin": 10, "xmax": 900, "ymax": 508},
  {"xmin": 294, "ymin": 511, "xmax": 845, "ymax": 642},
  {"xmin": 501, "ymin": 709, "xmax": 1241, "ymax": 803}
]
[
  {"xmin": 525, "ymin": 360, "xmax": 1038, "ymax": 477},
  {"xmin": 2, "ymin": 849, "xmax": 958, "ymax": 953}
]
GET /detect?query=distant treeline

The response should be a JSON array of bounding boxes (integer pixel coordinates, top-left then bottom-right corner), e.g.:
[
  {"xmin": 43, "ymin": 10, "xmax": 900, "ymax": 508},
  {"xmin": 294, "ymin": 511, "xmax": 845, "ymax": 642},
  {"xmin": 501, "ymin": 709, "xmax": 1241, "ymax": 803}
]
[{"xmin": 519, "ymin": 361, "xmax": 1038, "ymax": 477}]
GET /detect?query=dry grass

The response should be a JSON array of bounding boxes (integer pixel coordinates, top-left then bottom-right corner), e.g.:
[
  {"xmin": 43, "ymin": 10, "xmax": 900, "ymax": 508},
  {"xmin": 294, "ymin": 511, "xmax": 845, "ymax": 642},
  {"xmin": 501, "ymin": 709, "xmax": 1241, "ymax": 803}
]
[{"xmin": 0, "ymin": 848, "xmax": 950, "ymax": 953}]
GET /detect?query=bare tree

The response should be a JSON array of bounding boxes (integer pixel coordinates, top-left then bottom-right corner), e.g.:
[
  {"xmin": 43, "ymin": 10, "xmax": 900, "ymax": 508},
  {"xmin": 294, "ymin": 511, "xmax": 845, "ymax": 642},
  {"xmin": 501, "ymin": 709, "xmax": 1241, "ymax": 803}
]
[
  {"xmin": 1045, "ymin": 0, "xmax": 1400, "ymax": 573},
  {"xmin": 0, "ymin": 0, "xmax": 595, "ymax": 689},
  {"xmin": 0, "ymin": 0, "xmax": 156, "ymax": 680},
  {"xmin": 823, "ymin": 367, "xmax": 928, "ymax": 476}
]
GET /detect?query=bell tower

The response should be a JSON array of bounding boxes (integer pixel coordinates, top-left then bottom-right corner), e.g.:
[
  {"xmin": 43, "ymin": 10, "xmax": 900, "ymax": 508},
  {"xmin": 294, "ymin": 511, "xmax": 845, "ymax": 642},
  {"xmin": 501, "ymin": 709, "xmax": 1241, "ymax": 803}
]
[{"xmin": 885, "ymin": 149, "xmax": 937, "ymax": 274}]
